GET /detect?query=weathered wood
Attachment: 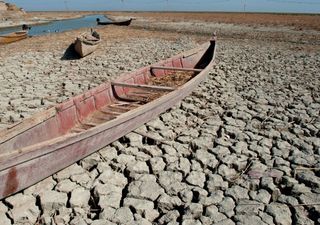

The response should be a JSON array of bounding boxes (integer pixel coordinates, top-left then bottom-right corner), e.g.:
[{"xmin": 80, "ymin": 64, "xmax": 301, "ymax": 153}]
[
  {"xmin": 110, "ymin": 101, "xmax": 141, "ymax": 107},
  {"xmin": 0, "ymin": 38, "xmax": 216, "ymax": 199},
  {"xmin": 126, "ymin": 93, "xmax": 151, "ymax": 98},
  {"xmin": 74, "ymin": 30, "xmax": 101, "ymax": 58},
  {"xmin": 150, "ymin": 66, "xmax": 202, "ymax": 72},
  {"xmin": 0, "ymin": 108, "xmax": 57, "ymax": 145},
  {"xmin": 130, "ymin": 90, "xmax": 155, "ymax": 95},
  {"xmin": 0, "ymin": 31, "xmax": 28, "ymax": 44},
  {"xmin": 70, "ymin": 127, "xmax": 86, "ymax": 133},
  {"xmin": 121, "ymin": 93, "xmax": 150, "ymax": 101},
  {"xmin": 91, "ymin": 112, "xmax": 115, "ymax": 121},
  {"xmin": 110, "ymin": 104, "xmax": 137, "ymax": 110},
  {"xmin": 99, "ymin": 108, "xmax": 122, "ymax": 115},
  {"xmin": 117, "ymin": 96, "xmax": 149, "ymax": 104},
  {"xmin": 97, "ymin": 18, "xmax": 132, "ymax": 26},
  {"xmin": 83, "ymin": 122, "xmax": 100, "ymax": 127},
  {"xmin": 111, "ymin": 82, "xmax": 176, "ymax": 92}
]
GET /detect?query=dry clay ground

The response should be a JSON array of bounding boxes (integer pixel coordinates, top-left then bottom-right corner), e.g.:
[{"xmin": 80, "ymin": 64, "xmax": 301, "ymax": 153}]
[{"xmin": 0, "ymin": 12, "xmax": 319, "ymax": 225}]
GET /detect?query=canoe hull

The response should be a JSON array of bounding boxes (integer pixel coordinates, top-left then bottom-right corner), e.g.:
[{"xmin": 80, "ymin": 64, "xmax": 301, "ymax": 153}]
[
  {"xmin": 97, "ymin": 19, "xmax": 132, "ymax": 26},
  {"xmin": 0, "ymin": 75, "xmax": 204, "ymax": 197},
  {"xmin": 73, "ymin": 30, "xmax": 101, "ymax": 58},
  {"xmin": 74, "ymin": 38, "xmax": 99, "ymax": 57},
  {"xmin": 0, "ymin": 31, "xmax": 28, "ymax": 44},
  {"xmin": 0, "ymin": 38, "xmax": 216, "ymax": 199}
]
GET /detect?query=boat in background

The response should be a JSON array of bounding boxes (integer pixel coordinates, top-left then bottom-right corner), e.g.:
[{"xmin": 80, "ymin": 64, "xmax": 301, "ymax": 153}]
[
  {"xmin": 96, "ymin": 18, "xmax": 133, "ymax": 26},
  {"xmin": 0, "ymin": 36, "xmax": 217, "ymax": 199},
  {"xmin": 74, "ymin": 30, "xmax": 101, "ymax": 57},
  {"xmin": 0, "ymin": 24, "xmax": 29, "ymax": 44}
]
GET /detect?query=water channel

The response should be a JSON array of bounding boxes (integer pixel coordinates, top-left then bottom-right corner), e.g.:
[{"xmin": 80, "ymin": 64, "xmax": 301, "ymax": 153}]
[{"xmin": 0, "ymin": 14, "xmax": 108, "ymax": 36}]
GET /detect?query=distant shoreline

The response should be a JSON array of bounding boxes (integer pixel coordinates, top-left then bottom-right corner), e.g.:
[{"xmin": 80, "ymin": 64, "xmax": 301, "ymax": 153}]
[
  {"xmin": 1, "ymin": 11, "xmax": 320, "ymax": 32},
  {"xmin": 26, "ymin": 10, "xmax": 320, "ymax": 16}
]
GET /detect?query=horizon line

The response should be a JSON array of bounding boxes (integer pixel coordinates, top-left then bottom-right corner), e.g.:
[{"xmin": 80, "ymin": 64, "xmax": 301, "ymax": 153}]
[{"xmin": 26, "ymin": 10, "xmax": 320, "ymax": 15}]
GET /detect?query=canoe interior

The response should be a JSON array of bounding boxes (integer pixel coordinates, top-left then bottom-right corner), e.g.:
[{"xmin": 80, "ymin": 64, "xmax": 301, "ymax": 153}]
[{"xmin": 0, "ymin": 40, "xmax": 215, "ymax": 160}]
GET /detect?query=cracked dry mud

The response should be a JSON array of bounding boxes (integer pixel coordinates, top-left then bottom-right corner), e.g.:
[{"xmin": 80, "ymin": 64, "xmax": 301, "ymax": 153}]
[{"xmin": 0, "ymin": 15, "xmax": 320, "ymax": 225}]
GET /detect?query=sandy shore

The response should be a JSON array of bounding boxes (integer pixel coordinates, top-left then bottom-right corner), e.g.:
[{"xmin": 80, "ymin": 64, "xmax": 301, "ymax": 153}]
[{"xmin": 0, "ymin": 12, "xmax": 319, "ymax": 225}]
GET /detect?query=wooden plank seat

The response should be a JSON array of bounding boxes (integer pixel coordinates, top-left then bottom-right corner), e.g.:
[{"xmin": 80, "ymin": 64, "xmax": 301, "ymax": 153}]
[
  {"xmin": 111, "ymin": 82, "xmax": 176, "ymax": 92},
  {"xmin": 150, "ymin": 66, "xmax": 203, "ymax": 72}
]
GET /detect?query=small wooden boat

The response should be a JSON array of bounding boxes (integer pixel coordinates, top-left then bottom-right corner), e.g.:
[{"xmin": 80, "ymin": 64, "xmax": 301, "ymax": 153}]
[
  {"xmin": 0, "ymin": 36, "xmax": 217, "ymax": 199},
  {"xmin": 96, "ymin": 18, "xmax": 133, "ymax": 26},
  {"xmin": 74, "ymin": 30, "xmax": 101, "ymax": 57},
  {"xmin": 0, "ymin": 24, "xmax": 30, "ymax": 45},
  {"xmin": 0, "ymin": 30, "xmax": 28, "ymax": 44}
]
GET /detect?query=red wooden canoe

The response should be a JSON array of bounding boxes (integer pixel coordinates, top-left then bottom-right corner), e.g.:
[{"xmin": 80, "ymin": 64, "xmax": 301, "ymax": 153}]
[{"xmin": 0, "ymin": 36, "xmax": 217, "ymax": 199}]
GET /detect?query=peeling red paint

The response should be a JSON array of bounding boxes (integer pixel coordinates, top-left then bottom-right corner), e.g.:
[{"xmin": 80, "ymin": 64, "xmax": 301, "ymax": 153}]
[{"xmin": 3, "ymin": 167, "xmax": 18, "ymax": 197}]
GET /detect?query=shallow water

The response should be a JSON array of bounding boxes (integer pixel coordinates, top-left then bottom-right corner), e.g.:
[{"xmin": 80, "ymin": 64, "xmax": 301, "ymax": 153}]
[{"xmin": 0, "ymin": 14, "xmax": 108, "ymax": 36}]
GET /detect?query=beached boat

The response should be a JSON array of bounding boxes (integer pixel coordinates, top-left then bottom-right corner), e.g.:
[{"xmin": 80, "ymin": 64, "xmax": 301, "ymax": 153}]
[
  {"xmin": 74, "ymin": 30, "xmax": 101, "ymax": 57},
  {"xmin": 96, "ymin": 18, "xmax": 132, "ymax": 26},
  {"xmin": 0, "ymin": 24, "xmax": 30, "ymax": 45},
  {"xmin": 0, "ymin": 30, "xmax": 28, "ymax": 44},
  {"xmin": 0, "ymin": 36, "xmax": 216, "ymax": 199}
]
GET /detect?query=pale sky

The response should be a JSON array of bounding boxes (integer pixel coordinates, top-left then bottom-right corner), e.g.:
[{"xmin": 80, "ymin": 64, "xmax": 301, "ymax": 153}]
[{"xmin": 6, "ymin": 0, "xmax": 320, "ymax": 13}]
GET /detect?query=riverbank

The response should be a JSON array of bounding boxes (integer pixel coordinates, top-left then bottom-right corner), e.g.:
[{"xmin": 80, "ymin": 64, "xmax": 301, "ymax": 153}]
[
  {"xmin": 0, "ymin": 11, "xmax": 94, "ymax": 29},
  {"xmin": 0, "ymin": 12, "xmax": 319, "ymax": 225}
]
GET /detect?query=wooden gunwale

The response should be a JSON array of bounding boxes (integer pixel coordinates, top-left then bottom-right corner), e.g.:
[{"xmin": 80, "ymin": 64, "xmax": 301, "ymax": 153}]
[
  {"xmin": 0, "ymin": 108, "xmax": 57, "ymax": 145},
  {"xmin": 150, "ymin": 66, "xmax": 203, "ymax": 72},
  {"xmin": 111, "ymin": 82, "xmax": 176, "ymax": 92}
]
